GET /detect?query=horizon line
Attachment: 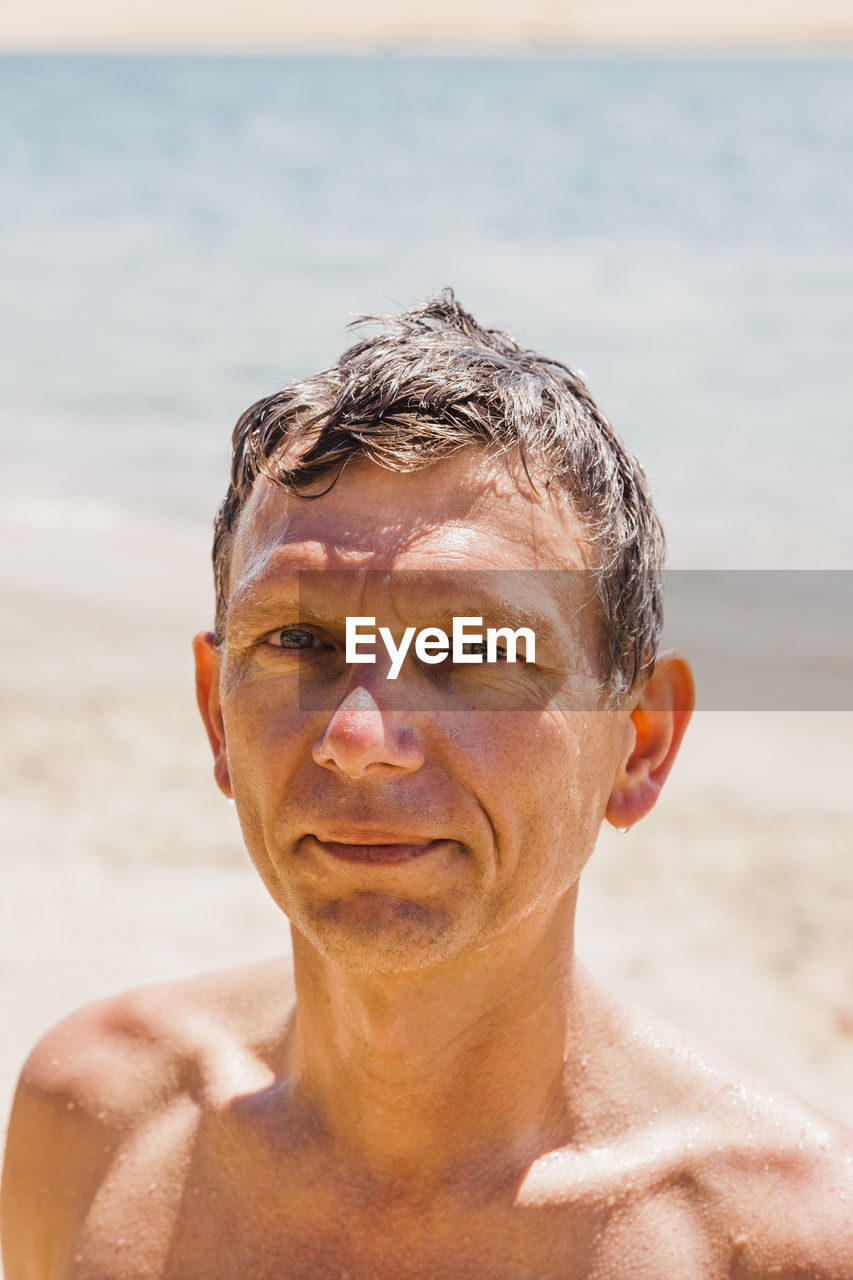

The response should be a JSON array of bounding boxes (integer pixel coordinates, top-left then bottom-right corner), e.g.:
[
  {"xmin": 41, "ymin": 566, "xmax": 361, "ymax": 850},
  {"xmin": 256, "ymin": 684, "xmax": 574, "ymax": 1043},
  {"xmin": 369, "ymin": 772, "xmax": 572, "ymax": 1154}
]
[{"xmin": 2, "ymin": 39, "xmax": 853, "ymax": 55}]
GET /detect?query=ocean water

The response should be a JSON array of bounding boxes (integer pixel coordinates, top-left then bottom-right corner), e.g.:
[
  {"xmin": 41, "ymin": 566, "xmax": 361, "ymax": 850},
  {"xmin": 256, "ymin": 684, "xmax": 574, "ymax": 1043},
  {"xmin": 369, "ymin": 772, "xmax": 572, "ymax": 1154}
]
[{"xmin": 1, "ymin": 53, "xmax": 852, "ymax": 566}]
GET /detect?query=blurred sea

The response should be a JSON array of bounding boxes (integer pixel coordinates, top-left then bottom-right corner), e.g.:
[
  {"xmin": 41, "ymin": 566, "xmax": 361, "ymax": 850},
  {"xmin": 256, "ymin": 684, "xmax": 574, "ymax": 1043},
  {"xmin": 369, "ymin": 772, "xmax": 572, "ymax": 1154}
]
[{"xmin": 1, "ymin": 53, "xmax": 852, "ymax": 567}]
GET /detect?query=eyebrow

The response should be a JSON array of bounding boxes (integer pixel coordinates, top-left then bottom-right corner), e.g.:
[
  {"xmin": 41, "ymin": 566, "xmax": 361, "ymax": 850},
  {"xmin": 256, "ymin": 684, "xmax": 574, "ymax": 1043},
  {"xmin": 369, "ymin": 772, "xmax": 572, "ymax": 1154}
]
[
  {"xmin": 421, "ymin": 600, "xmax": 561, "ymax": 651},
  {"xmin": 225, "ymin": 593, "xmax": 343, "ymax": 639},
  {"xmin": 403, "ymin": 574, "xmax": 592, "ymax": 645},
  {"xmin": 226, "ymin": 569, "xmax": 592, "ymax": 653}
]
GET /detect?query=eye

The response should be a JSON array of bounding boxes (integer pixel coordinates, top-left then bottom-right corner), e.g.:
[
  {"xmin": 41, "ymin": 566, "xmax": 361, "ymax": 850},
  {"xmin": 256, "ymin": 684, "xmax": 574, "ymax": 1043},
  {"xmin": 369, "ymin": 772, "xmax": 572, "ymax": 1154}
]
[
  {"xmin": 267, "ymin": 626, "xmax": 318, "ymax": 650},
  {"xmin": 460, "ymin": 641, "xmax": 508, "ymax": 661}
]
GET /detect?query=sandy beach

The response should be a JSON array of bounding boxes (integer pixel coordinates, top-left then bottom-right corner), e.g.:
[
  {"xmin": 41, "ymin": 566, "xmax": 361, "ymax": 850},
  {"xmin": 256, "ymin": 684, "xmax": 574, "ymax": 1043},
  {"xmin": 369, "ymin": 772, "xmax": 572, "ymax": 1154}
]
[
  {"xmin": 2, "ymin": 503, "xmax": 851, "ymax": 1178},
  {"xmin": 2, "ymin": 0, "xmax": 853, "ymax": 50}
]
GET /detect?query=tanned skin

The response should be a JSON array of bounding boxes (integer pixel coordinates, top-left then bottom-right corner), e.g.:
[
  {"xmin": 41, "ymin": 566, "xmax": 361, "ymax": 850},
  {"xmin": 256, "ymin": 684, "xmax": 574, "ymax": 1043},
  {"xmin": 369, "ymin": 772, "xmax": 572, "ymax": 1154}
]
[{"xmin": 3, "ymin": 451, "xmax": 852, "ymax": 1279}]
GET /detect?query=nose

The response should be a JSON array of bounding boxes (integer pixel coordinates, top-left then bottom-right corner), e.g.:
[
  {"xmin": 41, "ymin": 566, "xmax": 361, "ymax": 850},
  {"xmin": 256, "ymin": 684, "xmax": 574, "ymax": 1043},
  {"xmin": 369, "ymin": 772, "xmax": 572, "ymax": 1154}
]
[{"xmin": 312, "ymin": 685, "xmax": 425, "ymax": 780}]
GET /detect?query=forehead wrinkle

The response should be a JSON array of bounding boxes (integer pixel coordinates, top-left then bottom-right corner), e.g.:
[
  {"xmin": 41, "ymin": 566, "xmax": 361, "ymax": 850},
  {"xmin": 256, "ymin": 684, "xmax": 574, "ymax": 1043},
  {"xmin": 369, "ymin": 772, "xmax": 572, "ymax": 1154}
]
[
  {"xmin": 383, "ymin": 575, "xmax": 569, "ymax": 647},
  {"xmin": 229, "ymin": 499, "xmax": 447, "ymax": 599},
  {"xmin": 226, "ymin": 458, "xmax": 595, "ymax": 624},
  {"xmin": 236, "ymin": 472, "xmax": 447, "ymax": 548}
]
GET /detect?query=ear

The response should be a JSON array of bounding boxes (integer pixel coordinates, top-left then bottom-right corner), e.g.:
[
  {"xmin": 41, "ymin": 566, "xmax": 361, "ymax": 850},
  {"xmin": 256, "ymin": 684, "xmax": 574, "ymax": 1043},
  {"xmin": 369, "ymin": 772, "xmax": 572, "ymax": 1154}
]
[
  {"xmin": 193, "ymin": 631, "xmax": 232, "ymax": 798},
  {"xmin": 605, "ymin": 651, "xmax": 694, "ymax": 830}
]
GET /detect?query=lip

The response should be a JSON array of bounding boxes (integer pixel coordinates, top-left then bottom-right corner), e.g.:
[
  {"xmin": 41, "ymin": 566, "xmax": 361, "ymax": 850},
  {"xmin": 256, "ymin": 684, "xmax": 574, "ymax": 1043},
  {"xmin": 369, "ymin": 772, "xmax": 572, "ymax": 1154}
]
[{"xmin": 310, "ymin": 835, "xmax": 442, "ymax": 865}]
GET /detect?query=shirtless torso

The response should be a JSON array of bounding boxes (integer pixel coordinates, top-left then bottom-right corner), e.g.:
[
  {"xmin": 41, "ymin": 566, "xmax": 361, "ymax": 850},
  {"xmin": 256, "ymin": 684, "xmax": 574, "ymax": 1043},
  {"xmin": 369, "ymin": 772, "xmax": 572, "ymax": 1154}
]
[{"xmin": 4, "ymin": 957, "xmax": 851, "ymax": 1280}]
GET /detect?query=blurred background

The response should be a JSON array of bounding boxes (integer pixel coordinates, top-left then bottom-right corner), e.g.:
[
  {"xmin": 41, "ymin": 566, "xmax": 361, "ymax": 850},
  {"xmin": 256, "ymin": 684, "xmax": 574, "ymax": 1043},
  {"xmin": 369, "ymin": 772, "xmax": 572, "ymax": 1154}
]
[{"xmin": 1, "ymin": 0, "xmax": 852, "ymax": 1173}]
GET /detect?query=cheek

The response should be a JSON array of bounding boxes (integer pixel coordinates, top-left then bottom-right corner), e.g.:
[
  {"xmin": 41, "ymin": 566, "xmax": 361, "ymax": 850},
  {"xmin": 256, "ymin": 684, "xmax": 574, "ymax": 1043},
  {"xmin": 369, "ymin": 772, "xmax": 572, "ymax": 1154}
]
[
  {"xmin": 470, "ymin": 710, "xmax": 617, "ymax": 871},
  {"xmin": 221, "ymin": 678, "xmax": 307, "ymax": 802},
  {"xmin": 218, "ymin": 687, "xmax": 311, "ymax": 902},
  {"xmin": 452, "ymin": 709, "xmax": 593, "ymax": 823},
  {"xmin": 479, "ymin": 708, "xmax": 614, "ymax": 793}
]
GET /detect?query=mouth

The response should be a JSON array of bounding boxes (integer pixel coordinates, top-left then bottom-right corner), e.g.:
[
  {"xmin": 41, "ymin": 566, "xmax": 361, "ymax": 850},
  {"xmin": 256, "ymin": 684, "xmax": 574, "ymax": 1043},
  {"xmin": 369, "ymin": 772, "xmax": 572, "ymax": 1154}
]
[{"xmin": 310, "ymin": 835, "xmax": 443, "ymax": 865}]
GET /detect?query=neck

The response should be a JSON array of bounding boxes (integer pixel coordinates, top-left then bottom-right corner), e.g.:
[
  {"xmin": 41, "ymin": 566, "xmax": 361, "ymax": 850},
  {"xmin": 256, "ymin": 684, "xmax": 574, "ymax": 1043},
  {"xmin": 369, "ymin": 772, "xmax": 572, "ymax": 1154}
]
[{"xmin": 286, "ymin": 890, "xmax": 592, "ymax": 1191}]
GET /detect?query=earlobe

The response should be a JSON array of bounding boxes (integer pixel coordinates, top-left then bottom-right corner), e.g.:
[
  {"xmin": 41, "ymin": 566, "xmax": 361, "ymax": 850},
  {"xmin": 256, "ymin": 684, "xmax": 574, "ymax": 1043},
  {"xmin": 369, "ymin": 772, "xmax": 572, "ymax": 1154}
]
[
  {"xmin": 192, "ymin": 631, "xmax": 233, "ymax": 798},
  {"xmin": 605, "ymin": 652, "xmax": 694, "ymax": 830}
]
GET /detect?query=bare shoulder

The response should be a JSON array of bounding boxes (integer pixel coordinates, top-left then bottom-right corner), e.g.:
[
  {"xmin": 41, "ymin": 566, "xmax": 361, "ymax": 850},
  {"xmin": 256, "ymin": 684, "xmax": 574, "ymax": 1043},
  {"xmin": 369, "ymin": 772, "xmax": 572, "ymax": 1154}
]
[
  {"xmin": 701, "ymin": 1074, "xmax": 853, "ymax": 1279},
  {"xmin": 596, "ymin": 980, "xmax": 853, "ymax": 1279},
  {"xmin": 0, "ymin": 956, "xmax": 294, "ymax": 1279}
]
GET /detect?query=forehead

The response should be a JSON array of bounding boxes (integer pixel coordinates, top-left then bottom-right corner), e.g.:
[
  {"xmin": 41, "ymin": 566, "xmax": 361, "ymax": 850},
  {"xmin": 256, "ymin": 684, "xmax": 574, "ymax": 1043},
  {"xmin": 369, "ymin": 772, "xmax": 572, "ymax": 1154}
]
[{"xmin": 229, "ymin": 450, "xmax": 592, "ymax": 595}]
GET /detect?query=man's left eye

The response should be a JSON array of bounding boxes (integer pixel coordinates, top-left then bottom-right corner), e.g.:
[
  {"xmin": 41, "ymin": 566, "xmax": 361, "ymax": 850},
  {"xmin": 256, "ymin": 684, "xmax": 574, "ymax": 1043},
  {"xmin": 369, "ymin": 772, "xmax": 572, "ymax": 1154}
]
[
  {"xmin": 461, "ymin": 641, "xmax": 508, "ymax": 660},
  {"xmin": 269, "ymin": 627, "xmax": 317, "ymax": 650}
]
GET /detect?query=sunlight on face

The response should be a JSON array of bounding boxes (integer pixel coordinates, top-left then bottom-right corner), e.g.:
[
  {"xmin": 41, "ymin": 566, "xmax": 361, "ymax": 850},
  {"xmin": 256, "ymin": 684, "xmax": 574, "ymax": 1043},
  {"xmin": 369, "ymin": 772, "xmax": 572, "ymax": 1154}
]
[{"xmin": 218, "ymin": 452, "xmax": 630, "ymax": 973}]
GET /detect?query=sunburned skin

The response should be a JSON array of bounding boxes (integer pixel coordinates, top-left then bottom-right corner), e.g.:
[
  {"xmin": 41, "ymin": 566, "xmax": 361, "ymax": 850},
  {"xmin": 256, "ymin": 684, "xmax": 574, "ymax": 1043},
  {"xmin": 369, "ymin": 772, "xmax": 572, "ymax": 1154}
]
[
  {"xmin": 4, "ymin": 960, "xmax": 851, "ymax": 1279},
  {"xmin": 2, "ymin": 451, "xmax": 852, "ymax": 1280}
]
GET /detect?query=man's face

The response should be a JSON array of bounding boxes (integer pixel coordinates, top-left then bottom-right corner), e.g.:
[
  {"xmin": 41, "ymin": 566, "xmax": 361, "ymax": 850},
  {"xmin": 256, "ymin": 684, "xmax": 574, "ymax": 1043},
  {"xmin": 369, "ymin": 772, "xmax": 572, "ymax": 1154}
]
[{"xmin": 208, "ymin": 450, "xmax": 634, "ymax": 973}]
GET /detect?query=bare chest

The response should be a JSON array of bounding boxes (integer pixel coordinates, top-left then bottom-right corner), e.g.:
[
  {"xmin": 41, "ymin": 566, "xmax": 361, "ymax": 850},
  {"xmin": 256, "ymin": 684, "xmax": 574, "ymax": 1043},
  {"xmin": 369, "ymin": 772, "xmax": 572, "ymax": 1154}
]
[{"xmin": 66, "ymin": 1111, "xmax": 721, "ymax": 1280}]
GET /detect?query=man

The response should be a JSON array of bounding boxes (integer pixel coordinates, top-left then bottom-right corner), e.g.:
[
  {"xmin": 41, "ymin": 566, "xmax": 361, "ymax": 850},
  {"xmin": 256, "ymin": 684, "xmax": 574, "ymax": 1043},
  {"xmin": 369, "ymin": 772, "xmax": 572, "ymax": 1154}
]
[{"xmin": 2, "ymin": 292, "xmax": 851, "ymax": 1278}]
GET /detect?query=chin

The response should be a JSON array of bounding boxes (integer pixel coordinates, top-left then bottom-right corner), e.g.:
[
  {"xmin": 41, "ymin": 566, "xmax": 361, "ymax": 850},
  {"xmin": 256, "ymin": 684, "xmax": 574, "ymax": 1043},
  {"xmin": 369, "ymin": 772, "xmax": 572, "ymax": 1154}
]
[{"xmin": 292, "ymin": 892, "xmax": 472, "ymax": 974}]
